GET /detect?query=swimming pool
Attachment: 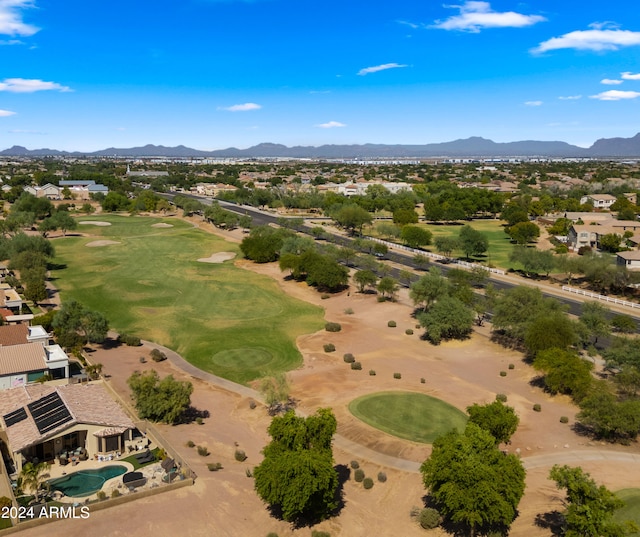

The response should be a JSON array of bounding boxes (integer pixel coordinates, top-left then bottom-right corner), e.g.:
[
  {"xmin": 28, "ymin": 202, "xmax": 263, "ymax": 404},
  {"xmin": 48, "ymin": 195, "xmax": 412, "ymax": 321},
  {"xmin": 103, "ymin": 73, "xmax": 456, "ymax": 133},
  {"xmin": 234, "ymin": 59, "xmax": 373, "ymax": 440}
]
[{"xmin": 48, "ymin": 465, "xmax": 127, "ymax": 497}]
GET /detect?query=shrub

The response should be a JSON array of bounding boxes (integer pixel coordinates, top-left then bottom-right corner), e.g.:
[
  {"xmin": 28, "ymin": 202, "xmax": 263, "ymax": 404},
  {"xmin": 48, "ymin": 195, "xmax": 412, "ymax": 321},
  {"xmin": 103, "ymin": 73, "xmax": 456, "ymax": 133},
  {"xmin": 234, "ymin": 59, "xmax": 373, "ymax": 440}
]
[
  {"xmin": 415, "ymin": 323, "xmax": 421, "ymax": 329},
  {"xmin": 387, "ymin": 320, "xmax": 396, "ymax": 327},
  {"xmin": 555, "ymin": 244, "xmax": 569, "ymax": 254},
  {"xmin": 249, "ymin": 399, "xmax": 257, "ymax": 409},
  {"xmin": 139, "ymin": 356, "xmax": 146, "ymax": 364},
  {"xmin": 311, "ymin": 532, "xmax": 331, "ymax": 537},
  {"xmin": 111, "ymin": 489, "xmax": 121, "ymax": 498},
  {"xmin": 377, "ymin": 471, "xmax": 387, "ymax": 483},
  {"xmin": 577, "ymin": 245, "xmax": 592, "ymax": 256},
  {"xmin": 344, "ymin": 308, "xmax": 354, "ymax": 315},
  {"xmin": 350, "ymin": 460, "xmax": 360, "ymax": 469},
  {"xmin": 393, "ymin": 372, "xmax": 401, "ymax": 379},
  {"xmin": 343, "ymin": 353, "xmax": 355, "ymax": 363},
  {"xmin": 419, "ymin": 508, "xmax": 440, "ymax": 530},
  {"xmin": 246, "ymin": 468, "xmax": 253, "ymax": 477},
  {"xmin": 150, "ymin": 348, "xmax": 167, "ymax": 362},
  {"xmin": 234, "ymin": 449, "xmax": 247, "ymax": 462},
  {"xmin": 266, "ymin": 533, "xmax": 279, "ymax": 537},
  {"xmin": 495, "ymin": 393, "xmax": 508, "ymax": 403},
  {"xmin": 420, "ymin": 378, "xmax": 425, "ymax": 384},
  {"xmin": 0, "ymin": 497, "xmax": 12, "ymax": 509},
  {"xmin": 363, "ymin": 477, "xmax": 374, "ymax": 489},
  {"xmin": 533, "ymin": 404, "xmax": 542, "ymax": 412},
  {"xmin": 207, "ymin": 462, "xmax": 223, "ymax": 471},
  {"xmin": 320, "ymin": 293, "xmax": 331, "ymax": 300},
  {"xmin": 369, "ymin": 369, "xmax": 376, "ymax": 376},
  {"xmin": 323, "ymin": 343, "xmax": 336, "ymax": 353},
  {"xmin": 354, "ymin": 468, "xmax": 365, "ymax": 482},
  {"xmin": 560, "ymin": 416, "xmax": 569, "ymax": 424},
  {"xmin": 197, "ymin": 445, "xmax": 209, "ymax": 457},
  {"xmin": 196, "ymin": 417, "xmax": 203, "ymax": 425},
  {"xmin": 508, "ymin": 363, "xmax": 515, "ymax": 370},
  {"xmin": 405, "ymin": 329, "xmax": 414, "ymax": 335},
  {"xmin": 499, "ymin": 371, "xmax": 507, "ymax": 377},
  {"xmin": 376, "ymin": 296, "xmax": 386, "ymax": 302},
  {"xmin": 120, "ymin": 334, "xmax": 142, "ymax": 346},
  {"xmin": 351, "ymin": 361, "xmax": 362, "ymax": 370},
  {"xmin": 96, "ymin": 491, "xmax": 107, "ymax": 501},
  {"xmin": 186, "ymin": 440, "xmax": 195, "ymax": 448},
  {"xmin": 325, "ymin": 322, "xmax": 341, "ymax": 332}
]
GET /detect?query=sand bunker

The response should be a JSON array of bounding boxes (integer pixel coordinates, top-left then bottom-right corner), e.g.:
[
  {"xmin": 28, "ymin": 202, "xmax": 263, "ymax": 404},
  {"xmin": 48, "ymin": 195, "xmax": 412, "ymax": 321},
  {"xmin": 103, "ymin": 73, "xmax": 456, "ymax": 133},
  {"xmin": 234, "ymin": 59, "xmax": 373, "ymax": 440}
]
[
  {"xmin": 151, "ymin": 223, "xmax": 173, "ymax": 228},
  {"xmin": 197, "ymin": 252, "xmax": 236, "ymax": 263},
  {"xmin": 79, "ymin": 221, "xmax": 112, "ymax": 227},
  {"xmin": 86, "ymin": 240, "xmax": 121, "ymax": 247}
]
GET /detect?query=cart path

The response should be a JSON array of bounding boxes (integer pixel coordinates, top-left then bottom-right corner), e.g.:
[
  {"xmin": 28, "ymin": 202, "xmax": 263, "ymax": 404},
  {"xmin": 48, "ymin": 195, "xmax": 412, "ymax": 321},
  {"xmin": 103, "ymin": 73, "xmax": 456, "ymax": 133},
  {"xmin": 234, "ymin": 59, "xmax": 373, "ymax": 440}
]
[{"xmin": 139, "ymin": 335, "xmax": 640, "ymax": 474}]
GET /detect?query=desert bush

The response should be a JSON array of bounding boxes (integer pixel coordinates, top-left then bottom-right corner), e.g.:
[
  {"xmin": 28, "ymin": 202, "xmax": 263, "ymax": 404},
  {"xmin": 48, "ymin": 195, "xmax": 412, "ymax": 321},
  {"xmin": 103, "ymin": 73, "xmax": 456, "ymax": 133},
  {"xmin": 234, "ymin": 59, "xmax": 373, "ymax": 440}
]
[
  {"xmin": 196, "ymin": 417, "xmax": 204, "ymax": 425},
  {"xmin": 419, "ymin": 508, "xmax": 440, "ymax": 530},
  {"xmin": 139, "ymin": 356, "xmax": 146, "ymax": 363},
  {"xmin": 415, "ymin": 323, "xmax": 421, "ymax": 329},
  {"xmin": 351, "ymin": 361, "xmax": 362, "ymax": 370},
  {"xmin": 323, "ymin": 343, "xmax": 336, "ymax": 353},
  {"xmin": 354, "ymin": 469, "xmax": 365, "ymax": 482},
  {"xmin": 363, "ymin": 477, "xmax": 374, "ymax": 489},
  {"xmin": 495, "ymin": 393, "xmax": 508, "ymax": 402},
  {"xmin": 120, "ymin": 334, "xmax": 142, "ymax": 346},
  {"xmin": 111, "ymin": 489, "xmax": 121, "ymax": 498},
  {"xmin": 533, "ymin": 404, "xmax": 542, "ymax": 412},
  {"xmin": 96, "ymin": 491, "xmax": 107, "ymax": 501},
  {"xmin": 197, "ymin": 445, "xmax": 209, "ymax": 457},
  {"xmin": 320, "ymin": 293, "xmax": 331, "ymax": 300},
  {"xmin": 350, "ymin": 460, "xmax": 360, "ymax": 469},
  {"xmin": 0, "ymin": 497, "xmax": 12, "ymax": 509},
  {"xmin": 208, "ymin": 462, "xmax": 223, "ymax": 471},
  {"xmin": 369, "ymin": 369, "xmax": 376, "ymax": 376},
  {"xmin": 234, "ymin": 449, "xmax": 247, "ymax": 462},
  {"xmin": 344, "ymin": 308, "xmax": 354, "ymax": 315},
  {"xmin": 377, "ymin": 296, "xmax": 386, "ymax": 302},
  {"xmin": 325, "ymin": 322, "xmax": 342, "ymax": 332},
  {"xmin": 377, "ymin": 471, "xmax": 387, "ymax": 483},
  {"xmin": 405, "ymin": 329, "xmax": 414, "ymax": 335},
  {"xmin": 508, "ymin": 363, "xmax": 515, "ymax": 370},
  {"xmin": 246, "ymin": 468, "xmax": 253, "ymax": 478},
  {"xmin": 249, "ymin": 399, "xmax": 257, "ymax": 410},
  {"xmin": 560, "ymin": 416, "xmax": 569, "ymax": 424},
  {"xmin": 387, "ymin": 320, "xmax": 396, "ymax": 327},
  {"xmin": 150, "ymin": 348, "xmax": 167, "ymax": 362},
  {"xmin": 186, "ymin": 440, "xmax": 195, "ymax": 448},
  {"xmin": 311, "ymin": 531, "xmax": 331, "ymax": 537},
  {"xmin": 499, "ymin": 371, "xmax": 507, "ymax": 377},
  {"xmin": 420, "ymin": 377, "xmax": 425, "ymax": 384},
  {"xmin": 393, "ymin": 372, "xmax": 401, "ymax": 379},
  {"xmin": 343, "ymin": 353, "xmax": 355, "ymax": 363},
  {"xmin": 266, "ymin": 533, "xmax": 279, "ymax": 537}
]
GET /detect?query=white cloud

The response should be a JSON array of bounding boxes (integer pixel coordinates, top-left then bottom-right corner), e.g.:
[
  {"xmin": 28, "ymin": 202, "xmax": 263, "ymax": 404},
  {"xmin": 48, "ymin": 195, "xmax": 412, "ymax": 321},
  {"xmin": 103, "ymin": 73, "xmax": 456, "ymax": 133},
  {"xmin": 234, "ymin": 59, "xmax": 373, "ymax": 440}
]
[
  {"xmin": 532, "ymin": 28, "xmax": 640, "ymax": 53},
  {"xmin": 601, "ymin": 78, "xmax": 623, "ymax": 85},
  {"xmin": 0, "ymin": 78, "xmax": 72, "ymax": 92},
  {"xmin": 357, "ymin": 63, "xmax": 407, "ymax": 76},
  {"xmin": 432, "ymin": 1, "xmax": 545, "ymax": 32},
  {"xmin": 0, "ymin": 39, "xmax": 23, "ymax": 45},
  {"xmin": 0, "ymin": 1, "xmax": 39, "ymax": 36},
  {"xmin": 218, "ymin": 102, "xmax": 261, "ymax": 112},
  {"xmin": 315, "ymin": 121, "xmax": 346, "ymax": 129},
  {"xmin": 558, "ymin": 95, "xmax": 582, "ymax": 100},
  {"xmin": 0, "ymin": 109, "xmax": 16, "ymax": 116},
  {"xmin": 397, "ymin": 20, "xmax": 420, "ymax": 30},
  {"xmin": 590, "ymin": 90, "xmax": 640, "ymax": 101},
  {"xmin": 524, "ymin": 100, "xmax": 543, "ymax": 106},
  {"xmin": 622, "ymin": 72, "xmax": 640, "ymax": 80}
]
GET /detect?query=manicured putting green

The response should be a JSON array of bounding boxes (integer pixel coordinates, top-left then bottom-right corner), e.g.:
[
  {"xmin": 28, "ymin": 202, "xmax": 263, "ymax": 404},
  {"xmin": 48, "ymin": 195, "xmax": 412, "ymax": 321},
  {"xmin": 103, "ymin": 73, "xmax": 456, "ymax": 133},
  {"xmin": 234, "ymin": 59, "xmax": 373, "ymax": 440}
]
[
  {"xmin": 614, "ymin": 489, "xmax": 640, "ymax": 536},
  {"xmin": 349, "ymin": 391, "xmax": 468, "ymax": 443},
  {"xmin": 212, "ymin": 348, "xmax": 273, "ymax": 369}
]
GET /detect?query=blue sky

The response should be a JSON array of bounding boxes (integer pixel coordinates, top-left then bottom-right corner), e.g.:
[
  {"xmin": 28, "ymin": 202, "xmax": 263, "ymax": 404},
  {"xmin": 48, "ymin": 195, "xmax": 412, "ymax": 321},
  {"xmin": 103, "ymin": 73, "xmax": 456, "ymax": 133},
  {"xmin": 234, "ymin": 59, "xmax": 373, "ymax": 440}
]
[{"xmin": 1, "ymin": 0, "xmax": 640, "ymax": 151}]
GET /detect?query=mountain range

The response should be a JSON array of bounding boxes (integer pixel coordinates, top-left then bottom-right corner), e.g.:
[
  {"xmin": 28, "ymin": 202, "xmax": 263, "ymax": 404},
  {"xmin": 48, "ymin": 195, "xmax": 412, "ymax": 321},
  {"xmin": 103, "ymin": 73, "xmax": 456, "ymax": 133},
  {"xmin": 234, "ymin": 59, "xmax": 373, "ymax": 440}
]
[{"xmin": 2, "ymin": 133, "xmax": 640, "ymax": 159}]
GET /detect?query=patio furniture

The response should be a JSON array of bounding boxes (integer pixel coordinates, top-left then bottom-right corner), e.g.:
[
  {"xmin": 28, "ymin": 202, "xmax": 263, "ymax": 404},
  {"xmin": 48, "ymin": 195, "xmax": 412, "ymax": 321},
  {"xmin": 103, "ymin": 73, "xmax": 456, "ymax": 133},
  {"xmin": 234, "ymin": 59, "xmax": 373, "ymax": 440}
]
[
  {"xmin": 135, "ymin": 450, "xmax": 155, "ymax": 465},
  {"xmin": 160, "ymin": 457, "xmax": 176, "ymax": 473},
  {"xmin": 123, "ymin": 471, "xmax": 147, "ymax": 489}
]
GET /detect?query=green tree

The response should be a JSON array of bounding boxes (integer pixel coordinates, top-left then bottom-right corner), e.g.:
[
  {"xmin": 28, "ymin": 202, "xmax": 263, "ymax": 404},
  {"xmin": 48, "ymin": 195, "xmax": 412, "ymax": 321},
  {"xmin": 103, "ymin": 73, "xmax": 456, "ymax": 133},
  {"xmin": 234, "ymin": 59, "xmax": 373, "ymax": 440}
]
[
  {"xmin": 127, "ymin": 370, "xmax": 193, "ymax": 424},
  {"xmin": 413, "ymin": 253, "xmax": 430, "ymax": 270},
  {"xmin": 17, "ymin": 462, "xmax": 51, "ymax": 503},
  {"xmin": 253, "ymin": 409, "xmax": 339, "ymax": 522},
  {"xmin": 305, "ymin": 254, "xmax": 349, "ymax": 292},
  {"xmin": 434, "ymin": 236, "xmax": 460, "ymax": 259},
  {"xmin": 392, "ymin": 208, "xmax": 419, "ymax": 226},
  {"xmin": 458, "ymin": 225, "xmax": 488, "ymax": 259},
  {"xmin": 377, "ymin": 276, "xmax": 399, "ymax": 301},
  {"xmin": 52, "ymin": 300, "xmax": 109, "ymax": 345},
  {"xmin": 509, "ymin": 246, "xmax": 555, "ymax": 277},
  {"xmin": 534, "ymin": 349, "xmax": 594, "ymax": 402},
  {"xmin": 466, "ymin": 400, "xmax": 520, "ymax": 445},
  {"xmin": 507, "ymin": 221, "xmax": 540, "ymax": 245},
  {"xmin": 400, "ymin": 225, "xmax": 432, "ymax": 248},
  {"xmin": 332, "ymin": 204, "xmax": 372, "ymax": 235},
  {"xmin": 549, "ymin": 464, "xmax": 638, "ymax": 537},
  {"xmin": 240, "ymin": 225, "xmax": 291, "ymax": 263},
  {"xmin": 410, "ymin": 267, "xmax": 449, "ymax": 311},
  {"xmin": 421, "ymin": 423, "xmax": 526, "ymax": 536},
  {"xmin": 524, "ymin": 312, "xmax": 578, "ymax": 354},
  {"xmin": 611, "ymin": 314, "xmax": 637, "ymax": 334},
  {"xmin": 600, "ymin": 233, "xmax": 624, "ymax": 253},
  {"xmin": 418, "ymin": 295, "xmax": 474, "ymax": 344},
  {"xmin": 577, "ymin": 389, "xmax": 640, "ymax": 441},
  {"xmin": 579, "ymin": 301, "xmax": 611, "ymax": 345},
  {"xmin": 353, "ymin": 269, "xmax": 377, "ymax": 293}
]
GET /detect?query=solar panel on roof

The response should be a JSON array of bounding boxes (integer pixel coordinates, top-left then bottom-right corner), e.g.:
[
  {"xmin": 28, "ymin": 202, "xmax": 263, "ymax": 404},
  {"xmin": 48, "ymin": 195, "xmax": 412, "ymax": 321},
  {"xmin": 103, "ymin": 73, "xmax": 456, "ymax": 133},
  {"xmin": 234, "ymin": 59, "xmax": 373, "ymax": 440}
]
[
  {"xmin": 27, "ymin": 392, "xmax": 73, "ymax": 434},
  {"xmin": 3, "ymin": 407, "xmax": 27, "ymax": 427}
]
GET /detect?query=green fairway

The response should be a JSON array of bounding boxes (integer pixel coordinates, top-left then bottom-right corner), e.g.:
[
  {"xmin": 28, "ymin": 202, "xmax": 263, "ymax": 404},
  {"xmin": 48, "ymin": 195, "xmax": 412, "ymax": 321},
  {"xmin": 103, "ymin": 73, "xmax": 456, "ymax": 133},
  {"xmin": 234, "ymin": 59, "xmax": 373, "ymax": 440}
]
[
  {"xmin": 52, "ymin": 215, "xmax": 324, "ymax": 384},
  {"xmin": 348, "ymin": 391, "xmax": 468, "ymax": 443},
  {"xmin": 614, "ymin": 489, "xmax": 640, "ymax": 535}
]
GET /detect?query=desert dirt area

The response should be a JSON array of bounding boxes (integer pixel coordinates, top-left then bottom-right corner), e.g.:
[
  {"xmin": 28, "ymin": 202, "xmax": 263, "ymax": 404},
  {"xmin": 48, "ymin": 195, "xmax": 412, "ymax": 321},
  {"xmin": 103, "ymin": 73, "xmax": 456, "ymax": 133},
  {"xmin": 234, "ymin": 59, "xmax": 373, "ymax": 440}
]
[{"xmin": 22, "ymin": 217, "xmax": 640, "ymax": 537}]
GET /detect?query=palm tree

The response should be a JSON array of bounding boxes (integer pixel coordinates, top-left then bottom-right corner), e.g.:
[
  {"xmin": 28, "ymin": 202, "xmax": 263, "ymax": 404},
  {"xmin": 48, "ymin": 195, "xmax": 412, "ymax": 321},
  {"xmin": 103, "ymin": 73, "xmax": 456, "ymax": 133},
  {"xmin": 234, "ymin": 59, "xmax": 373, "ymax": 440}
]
[{"xmin": 17, "ymin": 462, "xmax": 51, "ymax": 504}]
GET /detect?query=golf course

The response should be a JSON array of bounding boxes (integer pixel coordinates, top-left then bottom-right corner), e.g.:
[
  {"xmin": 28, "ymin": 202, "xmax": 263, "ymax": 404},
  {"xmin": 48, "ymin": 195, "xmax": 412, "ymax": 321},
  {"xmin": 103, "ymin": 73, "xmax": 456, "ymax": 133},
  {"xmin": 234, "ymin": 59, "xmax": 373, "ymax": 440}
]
[{"xmin": 51, "ymin": 215, "xmax": 325, "ymax": 384}]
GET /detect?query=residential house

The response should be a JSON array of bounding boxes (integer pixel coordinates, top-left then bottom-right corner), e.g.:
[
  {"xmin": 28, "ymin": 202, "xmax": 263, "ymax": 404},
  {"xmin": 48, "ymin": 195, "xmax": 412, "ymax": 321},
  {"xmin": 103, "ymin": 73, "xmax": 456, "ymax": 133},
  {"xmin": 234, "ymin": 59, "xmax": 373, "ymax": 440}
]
[
  {"xmin": 579, "ymin": 194, "xmax": 617, "ymax": 209},
  {"xmin": 0, "ymin": 342, "xmax": 69, "ymax": 390},
  {"xmin": 0, "ymin": 382, "xmax": 135, "ymax": 471},
  {"xmin": 0, "ymin": 324, "xmax": 50, "ymax": 347},
  {"xmin": 23, "ymin": 183, "xmax": 62, "ymax": 200},
  {"xmin": 567, "ymin": 220, "xmax": 640, "ymax": 251},
  {"xmin": 616, "ymin": 250, "xmax": 640, "ymax": 271}
]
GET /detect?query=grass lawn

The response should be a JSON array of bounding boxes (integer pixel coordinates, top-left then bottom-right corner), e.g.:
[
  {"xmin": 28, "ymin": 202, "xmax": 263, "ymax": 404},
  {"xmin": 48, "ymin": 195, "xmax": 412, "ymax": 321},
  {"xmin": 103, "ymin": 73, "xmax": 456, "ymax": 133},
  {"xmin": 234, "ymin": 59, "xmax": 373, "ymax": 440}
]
[
  {"xmin": 348, "ymin": 391, "xmax": 468, "ymax": 443},
  {"xmin": 51, "ymin": 215, "xmax": 324, "ymax": 385},
  {"xmin": 614, "ymin": 488, "xmax": 640, "ymax": 535}
]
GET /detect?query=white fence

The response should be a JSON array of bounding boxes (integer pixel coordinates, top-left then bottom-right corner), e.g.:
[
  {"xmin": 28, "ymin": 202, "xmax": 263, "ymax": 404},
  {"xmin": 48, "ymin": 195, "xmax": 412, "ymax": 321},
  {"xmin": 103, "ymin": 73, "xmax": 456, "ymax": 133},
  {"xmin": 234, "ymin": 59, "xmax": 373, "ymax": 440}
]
[
  {"xmin": 365, "ymin": 236, "xmax": 506, "ymax": 275},
  {"xmin": 561, "ymin": 286, "xmax": 640, "ymax": 310}
]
